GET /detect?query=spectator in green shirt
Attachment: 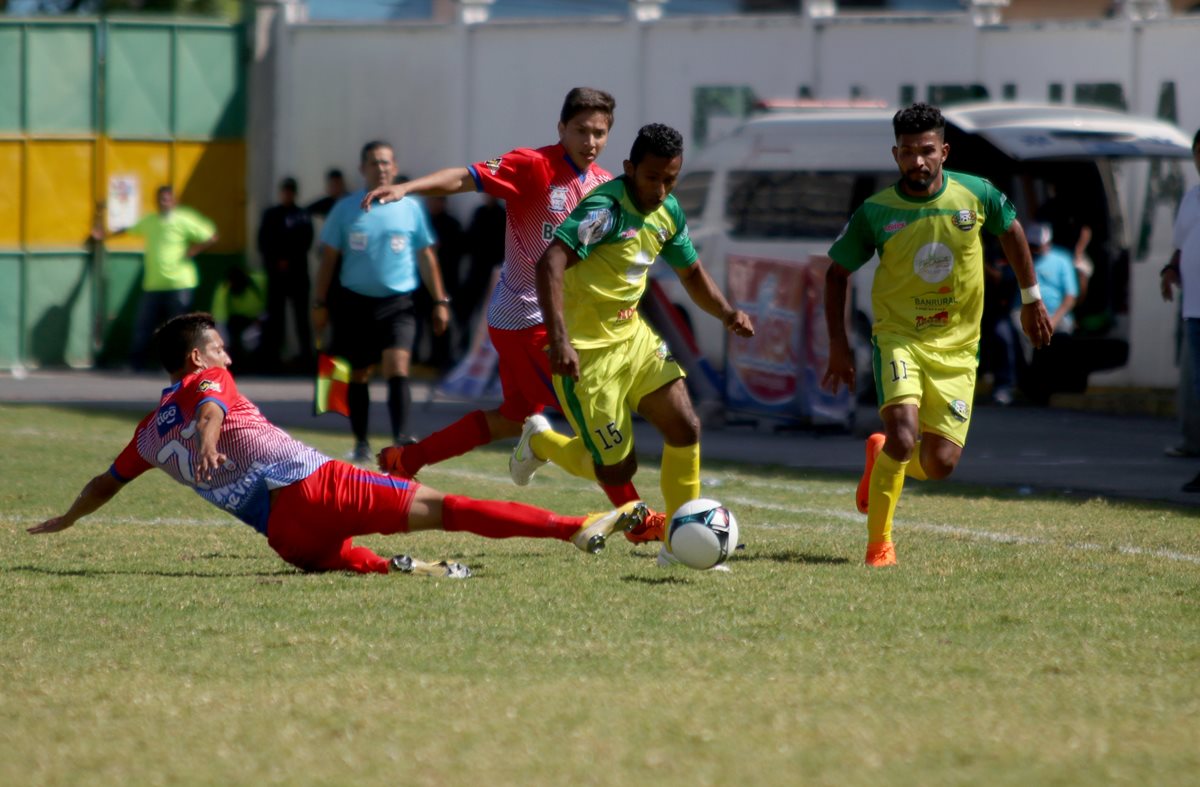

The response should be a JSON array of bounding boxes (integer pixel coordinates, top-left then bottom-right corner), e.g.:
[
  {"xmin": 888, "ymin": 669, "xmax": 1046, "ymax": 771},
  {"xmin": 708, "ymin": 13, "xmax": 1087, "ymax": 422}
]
[{"xmin": 94, "ymin": 185, "xmax": 218, "ymax": 370}]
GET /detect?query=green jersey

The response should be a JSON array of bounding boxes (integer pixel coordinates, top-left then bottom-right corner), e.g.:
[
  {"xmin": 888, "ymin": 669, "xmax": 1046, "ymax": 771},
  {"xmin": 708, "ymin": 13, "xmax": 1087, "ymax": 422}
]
[
  {"xmin": 828, "ymin": 170, "xmax": 1015, "ymax": 351},
  {"xmin": 129, "ymin": 207, "xmax": 217, "ymax": 292},
  {"xmin": 554, "ymin": 177, "xmax": 699, "ymax": 349}
]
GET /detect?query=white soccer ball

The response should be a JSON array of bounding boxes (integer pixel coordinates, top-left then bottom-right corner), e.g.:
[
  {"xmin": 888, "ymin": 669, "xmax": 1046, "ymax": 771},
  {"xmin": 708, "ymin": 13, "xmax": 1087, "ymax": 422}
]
[{"xmin": 666, "ymin": 498, "xmax": 739, "ymax": 570}]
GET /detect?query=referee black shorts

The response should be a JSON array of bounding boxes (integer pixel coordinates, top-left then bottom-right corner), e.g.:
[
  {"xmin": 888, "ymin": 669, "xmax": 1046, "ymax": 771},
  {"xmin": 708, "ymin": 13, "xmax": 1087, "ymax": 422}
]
[{"xmin": 331, "ymin": 288, "xmax": 417, "ymax": 370}]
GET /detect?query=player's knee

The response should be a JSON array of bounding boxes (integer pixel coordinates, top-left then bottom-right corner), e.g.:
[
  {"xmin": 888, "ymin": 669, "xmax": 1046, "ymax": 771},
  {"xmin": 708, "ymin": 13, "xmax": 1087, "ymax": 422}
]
[
  {"xmin": 664, "ymin": 412, "xmax": 701, "ymax": 446},
  {"xmin": 883, "ymin": 431, "xmax": 917, "ymax": 461},
  {"xmin": 922, "ymin": 445, "xmax": 961, "ymax": 480},
  {"xmin": 595, "ymin": 455, "xmax": 636, "ymax": 485}
]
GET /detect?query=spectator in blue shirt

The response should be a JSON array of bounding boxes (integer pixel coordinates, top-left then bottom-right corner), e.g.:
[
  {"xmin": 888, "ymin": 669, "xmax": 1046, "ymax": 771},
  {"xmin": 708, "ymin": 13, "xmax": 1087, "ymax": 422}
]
[
  {"xmin": 1021, "ymin": 222, "xmax": 1080, "ymax": 404},
  {"xmin": 313, "ymin": 141, "xmax": 451, "ymax": 462}
]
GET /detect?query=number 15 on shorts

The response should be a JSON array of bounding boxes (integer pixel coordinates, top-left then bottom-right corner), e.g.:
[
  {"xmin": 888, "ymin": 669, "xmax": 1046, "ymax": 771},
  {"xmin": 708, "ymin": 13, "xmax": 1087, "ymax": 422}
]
[{"xmin": 594, "ymin": 422, "xmax": 624, "ymax": 450}]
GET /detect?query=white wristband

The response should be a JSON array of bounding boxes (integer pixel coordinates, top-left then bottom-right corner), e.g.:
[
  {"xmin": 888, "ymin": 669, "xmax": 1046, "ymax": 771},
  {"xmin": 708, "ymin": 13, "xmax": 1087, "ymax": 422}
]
[{"xmin": 1020, "ymin": 284, "xmax": 1042, "ymax": 305}]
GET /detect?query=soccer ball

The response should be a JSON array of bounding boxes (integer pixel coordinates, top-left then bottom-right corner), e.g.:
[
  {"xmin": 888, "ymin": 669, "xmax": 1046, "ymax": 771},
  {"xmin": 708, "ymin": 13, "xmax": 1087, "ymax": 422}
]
[{"xmin": 666, "ymin": 499, "xmax": 739, "ymax": 570}]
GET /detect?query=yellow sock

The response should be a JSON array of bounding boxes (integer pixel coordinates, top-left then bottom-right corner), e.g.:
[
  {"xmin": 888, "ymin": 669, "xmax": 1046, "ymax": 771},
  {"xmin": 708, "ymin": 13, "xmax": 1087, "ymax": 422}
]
[
  {"xmin": 866, "ymin": 451, "xmax": 907, "ymax": 544},
  {"xmin": 530, "ymin": 431, "xmax": 596, "ymax": 481},
  {"xmin": 905, "ymin": 453, "xmax": 928, "ymax": 481},
  {"xmin": 661, "ymin": 442, "xmax": 701, "ymax": 518}
]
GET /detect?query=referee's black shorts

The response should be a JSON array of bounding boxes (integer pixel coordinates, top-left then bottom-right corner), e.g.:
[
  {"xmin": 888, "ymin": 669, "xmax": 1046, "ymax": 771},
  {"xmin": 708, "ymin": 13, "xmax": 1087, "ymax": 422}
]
[{"xmin": 331, "ymin": 288, "xmax": 417, "ymax": 369}]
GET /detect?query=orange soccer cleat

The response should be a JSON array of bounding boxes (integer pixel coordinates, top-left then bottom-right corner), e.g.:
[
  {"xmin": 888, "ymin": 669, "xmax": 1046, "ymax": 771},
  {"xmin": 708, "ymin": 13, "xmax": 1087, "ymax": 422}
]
[
  {"xmin": 624, "ymin": 508, "xmax": 666, "ymax": 544},
  {"xmin": 377, "ymin": 445, "xmax": 415, "ymax": 479},
  {"xmin": 856, "ymin": 432, "xmax": 886, "ymax": 514},
  {"xmin": 865, "ymin": 541, "xmax": 897, "ymax": 567}
]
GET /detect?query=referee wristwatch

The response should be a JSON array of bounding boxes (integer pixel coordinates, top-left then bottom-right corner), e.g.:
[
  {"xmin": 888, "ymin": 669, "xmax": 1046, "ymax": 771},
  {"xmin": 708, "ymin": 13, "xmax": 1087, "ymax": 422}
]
[{"xmin": 434, "ymin": 297, "xmax": 452, "ymax": 306}]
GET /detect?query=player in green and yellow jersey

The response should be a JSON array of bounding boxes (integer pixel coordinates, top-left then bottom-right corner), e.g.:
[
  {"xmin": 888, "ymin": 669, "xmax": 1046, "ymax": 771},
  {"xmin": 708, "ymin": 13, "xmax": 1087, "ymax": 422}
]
[
  {"xmin": 513, "ymin": 123, "xmax": 754, "ymax": 562},
  {"xmin": 823, "ymin": 103, "xmax": 1053, "ymax": 567}
]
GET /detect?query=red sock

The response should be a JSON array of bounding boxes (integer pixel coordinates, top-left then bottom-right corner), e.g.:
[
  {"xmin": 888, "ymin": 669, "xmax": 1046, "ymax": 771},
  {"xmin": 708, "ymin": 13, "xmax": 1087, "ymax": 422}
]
[
  {"xmin": 314, "ymin": 539, "xmax": 390, "ymax": 575},
  {"xmin": 441, "ymin": 494, "xmax": 583, "ymax": 541},
  {"xmin": 600, "ymin": 481, "xmax": 639, "ymax": 506},
  {"xmin": 403, "ymin": 410, "xmax": 491, "ymax": 475}
]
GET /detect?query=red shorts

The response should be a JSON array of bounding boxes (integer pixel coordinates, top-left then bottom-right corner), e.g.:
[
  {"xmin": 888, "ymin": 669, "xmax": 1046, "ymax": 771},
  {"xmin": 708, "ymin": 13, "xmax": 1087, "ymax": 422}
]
[
  {"xmin": 488, "ymin": 323, "xmax": 561, "ymax": 422},
  {"xmin": 267, "ymin": 460, "xmax": 419, "ymax": 571}
]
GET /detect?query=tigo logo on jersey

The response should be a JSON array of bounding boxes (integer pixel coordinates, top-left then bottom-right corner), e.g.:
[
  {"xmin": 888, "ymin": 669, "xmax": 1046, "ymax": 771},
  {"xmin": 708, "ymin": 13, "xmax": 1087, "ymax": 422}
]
[
  {"xmin": 548, "ymin": 186, "xmax": 569, "ymax": 213},
  {"xmin": 198, "ymin": 379, "xmax": 223, "ymax": 394},
  {"xmin": 953, "ymin": 210, "xmax": 977, "ymax": 231},
  {"xmin": 156, "ymin": 404, "xmax": 180, "ymax": 436}
]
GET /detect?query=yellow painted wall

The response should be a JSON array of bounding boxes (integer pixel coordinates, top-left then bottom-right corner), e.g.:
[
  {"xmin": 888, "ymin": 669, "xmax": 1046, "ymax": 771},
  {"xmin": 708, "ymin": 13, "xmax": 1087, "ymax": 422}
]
[
  {"xmin": 102, "ymin": 140, "xmax": 170, "ymax": 251},
  {"xmin": 25, "ymin": 140, "xmax": 95, "ymax": 247},
  {"xmin": 174, "ymin": 141, "xmax": 246, "ymax": 252},
  {"xmin": 0, "ymin": 142, "xmax": 20, "ymax": 248}
]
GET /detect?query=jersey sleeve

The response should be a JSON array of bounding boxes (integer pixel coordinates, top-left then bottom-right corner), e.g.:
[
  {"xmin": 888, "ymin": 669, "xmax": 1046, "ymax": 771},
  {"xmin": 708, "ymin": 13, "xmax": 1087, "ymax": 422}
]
[
  {"xmin": 827, "ymin": 208, "xmax": 877, "ymax": 272},
  {"xmin": 190, "ymin": 367, "xmax": 239, "ymax": 414},
  {"xmin": 412, "ymin": 200, "xmax": 436, "ymax": 250},
  {"xmin": 660, "ymin": 203, "xmax": 699, "ymax": 269},
  {"xmin": 553, "ymin": 192, "xmax": 620, "ymax": 260},
  {"xmin": 180, "ymin": 208, "xmax": 217, "ymax": 243},
  {"xmin": 109, "ymin": 414, "xmax": 154, "ymax": 483},
  {"xmin": 318, "ymin": 199, "xmax": 347, "ymax": 249},
  {"xmin": 980, "ymin": 179, "xmax": 1017, "ymax": 236},
  {"xmin": 468, "ymin": 148, "xmax": 546, "ymax": 202}
]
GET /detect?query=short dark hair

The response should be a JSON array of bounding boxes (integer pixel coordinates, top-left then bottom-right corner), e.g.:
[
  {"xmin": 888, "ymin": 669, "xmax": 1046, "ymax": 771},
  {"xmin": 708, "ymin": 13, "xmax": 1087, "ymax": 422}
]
[
  {"xmin": 560, "ymin": 87, "xmax": 616, "ymax": 128},
  {"xmin": 360, "ymin": 141, "xmax": 393, "ymax": 165},
  {"xmin": 280, "ymin": 176, "xmax": 298, "ymax": 192},
  {"xmin": 156, "ymin": 184, "xmax": 173, "ymax": 199},
  {"xmin": 155, "ymin": 312, "xmax": 217, "ymax": 373},
  {"xmin": 325, "ymin": 168, "xmax": 344, "ymax": 181},
  {"xmin": 629, "ymin": 123, "xmax": 683, "ymax": 166},
  {"xmin": 893, "ymin": 102, "xmax": 946, "ymax": 139}
]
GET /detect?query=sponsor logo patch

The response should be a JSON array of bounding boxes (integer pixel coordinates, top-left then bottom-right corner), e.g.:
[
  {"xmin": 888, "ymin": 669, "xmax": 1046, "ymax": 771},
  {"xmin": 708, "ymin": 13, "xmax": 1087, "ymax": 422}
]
[
  {"xmin": 914, "ymin": 311, "xmax": 949, "ymax": 331},
  {"xmin": 619, "ymin": 227, "xmax": 638, "ymax": 240},
  {"xmin": 949, "ymin": 399, "xmax": 970, "ymax": 422},
  {"xmin": 484, "ymin": 157, "xmax": 502, "ymax": 175},
  {"xmin": 348, "ymin": 231, "xmax": 368, "ymax": 252},
  {"xmin": 198, "ymin": 379, "xmax": 222, "ymax": 394},
  {"xmin": 156, "ymin": 404, "xmax": 180, "ymax": 436},
  {"xmin": 913, "ymin": 242, "xmax": 955, "ymax": 283},
  {"xmin": 577, "ymin": 208, "xmax": 615, "ymax": 245},
  {"xmin": 953, "ymin": 209, "xmax": 977, "ymax": 231},
  {"xmin": 912, "ymin": 286, "xmax": 955, "ymax": 312},
  {"xmin": 390, "ymin": 234, "xmax": 407, "ymax": 254},
  {"xmin": 884, "ymin": 221, "xmax": 908, "ymax": 233},
  {"xmin": 548, "ymin": 186, "xmax": 569, "ymax": 213}
]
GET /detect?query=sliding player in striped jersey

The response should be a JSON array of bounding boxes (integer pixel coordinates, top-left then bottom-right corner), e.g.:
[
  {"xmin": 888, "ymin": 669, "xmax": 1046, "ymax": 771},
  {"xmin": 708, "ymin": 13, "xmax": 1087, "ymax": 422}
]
[{"xmin": 27, "ymin": 313, "xmax": 648, "ymax": 574}]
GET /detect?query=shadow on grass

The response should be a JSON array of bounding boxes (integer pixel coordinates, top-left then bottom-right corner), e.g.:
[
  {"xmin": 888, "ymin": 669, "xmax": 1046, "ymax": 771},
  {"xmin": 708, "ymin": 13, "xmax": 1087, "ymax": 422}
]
[
  {"xmin": 8, "ymin": 564, "xmax": 299, "ymax": 579},
  {"xmin": 620, "ymin": 574, "xmax": 692, "ymax": 585},
  {"xmin": 737, "ymin": 550, "xmax": 850, "ymax": 565}
]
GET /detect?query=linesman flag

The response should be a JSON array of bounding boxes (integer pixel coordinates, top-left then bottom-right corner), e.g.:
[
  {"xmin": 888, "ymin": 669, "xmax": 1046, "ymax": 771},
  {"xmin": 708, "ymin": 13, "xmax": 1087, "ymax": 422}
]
[{"xmin": 314, "ymin": 352, "xmax": 351, "ymax": 417}]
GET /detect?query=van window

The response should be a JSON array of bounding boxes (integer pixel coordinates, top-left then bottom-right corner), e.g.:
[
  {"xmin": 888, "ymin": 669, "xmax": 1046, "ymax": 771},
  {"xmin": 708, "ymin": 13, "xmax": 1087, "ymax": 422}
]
[
  {"xmin": 674, "ymin": 171, "xmax": 712, "ymax": 219},
  {"xmin": 724, "ymin": 171, "xmax": 886, "ymax": 239}
]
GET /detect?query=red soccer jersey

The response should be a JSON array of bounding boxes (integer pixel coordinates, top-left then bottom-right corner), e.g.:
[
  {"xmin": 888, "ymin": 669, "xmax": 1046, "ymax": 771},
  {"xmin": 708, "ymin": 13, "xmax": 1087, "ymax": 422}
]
[
  {"xmin": 469, "ymin": 143, "xmax": 610, "ymax": 330},
  {"xmin": 110, "ymin": 367, "xmax": 329, "ymax": 534}
]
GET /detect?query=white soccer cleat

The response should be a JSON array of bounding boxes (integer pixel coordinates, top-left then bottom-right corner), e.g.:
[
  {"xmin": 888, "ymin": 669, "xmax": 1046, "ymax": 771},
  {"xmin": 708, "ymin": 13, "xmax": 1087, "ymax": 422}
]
[
  {"xmin": 656, "ymin": 544, "xmax": 732, "ymax": 572},
  {"xmin": 509, "ymin": 414, "xmax": 551, "ymax": 486},
  {"xmin": 572, "ymin": 501, "xmax": 649, "ymax": 554}
]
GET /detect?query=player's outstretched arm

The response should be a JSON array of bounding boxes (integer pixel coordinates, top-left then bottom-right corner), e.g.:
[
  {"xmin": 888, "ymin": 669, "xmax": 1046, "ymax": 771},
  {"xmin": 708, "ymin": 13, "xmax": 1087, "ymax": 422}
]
[
  {"xmin": 821, "ymin": 262, "xmax": 855, "ymax": 394},
  {"xmin": 536, "ymin": 240, "xmax": 581, "ymax": 381},
  {"xmin": 999, "ymin": 220, "xmax": 1053, "ymax": 349},
  {"xmin": 674, "ymin": 260, "xmax": 754, "ymax": 337},
  {"xmin": 193, "ymin": 402, "xmax": 228, "ymax": 485},
  {"xmin": 360, "ymin": 167, "xmax": 475, "ymax": 211},
  {"xmin": 27, "ymin": 472, "xmax": 127, "ymax": 535}
]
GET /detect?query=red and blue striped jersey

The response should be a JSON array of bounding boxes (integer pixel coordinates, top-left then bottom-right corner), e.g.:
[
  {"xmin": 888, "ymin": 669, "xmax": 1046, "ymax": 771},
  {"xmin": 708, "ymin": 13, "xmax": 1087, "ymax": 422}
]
[
  {"xmin": 468, "ymin": 143, "xmax": 610, "ymax": 330},
  {"xmin": 110, "ymin": 368, "xmax": 329, "ymax": 534}
]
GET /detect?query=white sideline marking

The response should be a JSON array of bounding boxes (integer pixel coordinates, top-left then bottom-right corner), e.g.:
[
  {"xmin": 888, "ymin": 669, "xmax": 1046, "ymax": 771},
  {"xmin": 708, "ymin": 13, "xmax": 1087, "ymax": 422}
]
[{"xmin": 722, "ymin": 495, "xmax": 1200, "ymax": 566}]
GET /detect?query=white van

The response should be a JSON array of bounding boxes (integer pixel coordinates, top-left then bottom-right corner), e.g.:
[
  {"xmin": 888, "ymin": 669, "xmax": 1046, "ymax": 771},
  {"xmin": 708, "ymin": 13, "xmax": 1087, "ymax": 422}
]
[{"xmin": 657, "ymin": 102, "xmax": 1194, "ymax": 417}]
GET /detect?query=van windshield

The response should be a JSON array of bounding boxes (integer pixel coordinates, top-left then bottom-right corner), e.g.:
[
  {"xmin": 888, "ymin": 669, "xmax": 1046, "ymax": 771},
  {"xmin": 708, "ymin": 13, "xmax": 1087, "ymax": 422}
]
[{"xmin": 725, "ymin": 170, "xmax": 893, "ymax": 239}]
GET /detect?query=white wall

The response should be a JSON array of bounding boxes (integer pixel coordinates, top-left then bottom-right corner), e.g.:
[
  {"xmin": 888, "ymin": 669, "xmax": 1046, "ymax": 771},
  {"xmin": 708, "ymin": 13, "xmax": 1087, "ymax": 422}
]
[{"xmin": 259, "ymin": 9, "xmax": 1200, "ymax": 387}]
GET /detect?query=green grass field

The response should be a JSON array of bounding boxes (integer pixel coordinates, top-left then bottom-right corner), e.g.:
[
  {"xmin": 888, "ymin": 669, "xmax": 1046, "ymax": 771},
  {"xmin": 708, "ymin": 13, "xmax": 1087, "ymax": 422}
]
[{"xmin": 2, "ymin": 403, "xmax": 1199, "ymax": 786}]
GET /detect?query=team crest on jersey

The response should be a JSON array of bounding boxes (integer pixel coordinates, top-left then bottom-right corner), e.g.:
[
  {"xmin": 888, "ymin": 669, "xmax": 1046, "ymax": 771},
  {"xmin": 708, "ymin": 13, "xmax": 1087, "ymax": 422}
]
[
  {"xmin": 390, "ymin": 234, "xmax": 407, "ymax": 253},
  {"xmin": 484, "ymin": 157, "xmax": 502, "ymax": 175},
  {"xmin": 655, "ymin": 341, "xmax": 675, "ymax": 362},
  {"xmin": 156, "ymin": 404, "xmax": 181, "ymax": 436},
  {"xmin": 577, "ymin": 208, "xmax": 615, "ymax": 245},
  {"xmin": 548, "ymin": 186, "xmax": 569, "ymax": 213},
  {"xmin": 949, "ymin": 399, "xmax": 970, "ymax": 422},
  {"xmin": 198, "ymin": 379, "xmax": 222, "ymax": 394},
  {"xmin": 646, "ymin": 223, "xmax": 669, "ymax": 243},
  {"xmin": 953, "ymin": 210, "xmax": 977, "ymax": 231}
]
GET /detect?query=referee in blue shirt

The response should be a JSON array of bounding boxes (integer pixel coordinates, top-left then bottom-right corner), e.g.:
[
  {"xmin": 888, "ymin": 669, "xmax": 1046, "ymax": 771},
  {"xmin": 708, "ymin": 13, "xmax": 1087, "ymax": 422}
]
[{"xmin": 314, "ymin": 141, "xmax": 450, "ymax": 462}]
